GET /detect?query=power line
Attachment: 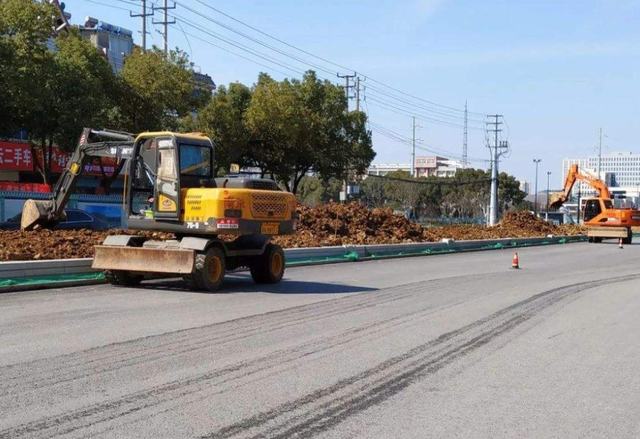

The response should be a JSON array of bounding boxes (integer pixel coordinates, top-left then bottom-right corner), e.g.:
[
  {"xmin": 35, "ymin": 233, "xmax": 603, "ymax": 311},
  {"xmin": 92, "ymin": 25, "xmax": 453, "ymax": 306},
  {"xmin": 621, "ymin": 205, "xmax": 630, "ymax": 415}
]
[
  {"xmin": 365, "ymin": 84, "xmax": 485, "ymax": 123},
  {"xmin": 365, "ymin": 94, "xmax": 485, "ymax": 129},
  {"xmin": 366, "ymin": 173, "xmax": 492, "ymax": 186},
  {"xmin": 366, "ymin": 98, "xmax": 484, "ymax": 131},
  {"xmin": 171, "ymin": 0, "xmax": 339, "ymax": 78},
  {"xmin": 175, "ymin": 0, "xmax": 485, "ymax": 115}
]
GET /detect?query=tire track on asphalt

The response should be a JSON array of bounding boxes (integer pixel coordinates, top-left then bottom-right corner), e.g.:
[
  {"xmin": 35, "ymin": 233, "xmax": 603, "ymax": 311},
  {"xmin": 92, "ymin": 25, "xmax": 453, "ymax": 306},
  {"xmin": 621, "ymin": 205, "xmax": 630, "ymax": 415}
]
[
  {"xmin": 0, "ymin": 275, "xmax": 482, "ymax": 395},
  {"xmin": 0, "ymin": 276, "xmax": 483, "ymax": 439},
  {"xmin": 198, "ymin": 274, "xmax": 640, "ymax": 439}
]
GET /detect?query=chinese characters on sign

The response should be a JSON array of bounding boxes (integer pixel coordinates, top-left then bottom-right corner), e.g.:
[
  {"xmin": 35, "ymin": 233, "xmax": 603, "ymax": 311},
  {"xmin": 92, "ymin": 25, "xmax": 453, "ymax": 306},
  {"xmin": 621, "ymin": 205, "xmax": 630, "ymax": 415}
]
[{"xmin": 0, "ymin": 141, "xmax": 121, "ymax": 176}]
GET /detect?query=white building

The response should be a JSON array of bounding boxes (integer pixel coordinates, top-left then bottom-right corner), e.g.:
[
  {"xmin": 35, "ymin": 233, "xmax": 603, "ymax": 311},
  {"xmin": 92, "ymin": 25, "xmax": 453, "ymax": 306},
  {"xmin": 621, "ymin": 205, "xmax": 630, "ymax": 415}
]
[
  {"xmin": 367, "ymin": 156, "xmax": 463, "ymax": 178},
  {"xmin": 518, "ymin": 180, "xmax": 532, "ymax": 194},
  {"xmin": 367, "ymin": 163, "xmax": 411, "ymax": 177}
]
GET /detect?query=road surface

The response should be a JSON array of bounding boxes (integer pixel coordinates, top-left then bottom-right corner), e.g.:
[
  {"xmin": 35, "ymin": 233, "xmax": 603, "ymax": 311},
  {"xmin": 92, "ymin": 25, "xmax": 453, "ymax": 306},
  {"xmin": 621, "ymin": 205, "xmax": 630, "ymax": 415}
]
[{"xmin": 1, "ymin": 241, "xmax": 639, "ymax": 438}]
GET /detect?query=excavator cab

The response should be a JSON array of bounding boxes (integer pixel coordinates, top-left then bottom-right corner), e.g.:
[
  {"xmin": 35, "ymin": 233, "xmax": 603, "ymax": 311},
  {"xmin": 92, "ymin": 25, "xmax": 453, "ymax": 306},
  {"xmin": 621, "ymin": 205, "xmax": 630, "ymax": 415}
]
[{"xmin": 127, "ymin": 135, "xmax": 211, "ymax": 222}]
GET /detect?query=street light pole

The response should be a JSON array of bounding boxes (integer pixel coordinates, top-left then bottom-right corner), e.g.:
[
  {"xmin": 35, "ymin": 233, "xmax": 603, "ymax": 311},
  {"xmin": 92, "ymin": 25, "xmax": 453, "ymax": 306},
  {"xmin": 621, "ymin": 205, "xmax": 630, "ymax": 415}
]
[
  {"xmin": 533, "ymin": 159, "xmax": 541, "ymax": 216},
  {"xmin": 546, "ymin": 171, "xmax": 551, "ymax": 221}
]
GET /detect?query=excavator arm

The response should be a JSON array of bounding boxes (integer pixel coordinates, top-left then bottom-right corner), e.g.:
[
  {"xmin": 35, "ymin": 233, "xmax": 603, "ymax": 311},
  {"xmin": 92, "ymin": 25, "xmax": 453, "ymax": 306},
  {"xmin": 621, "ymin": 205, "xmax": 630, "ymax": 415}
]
[
  {"xmin": 21, "ymin": 128, "xmax": 135, "ymax": 230},
  {"xmin": 549, "ymin": 164, "xmax": 612, "ymax": 209}
]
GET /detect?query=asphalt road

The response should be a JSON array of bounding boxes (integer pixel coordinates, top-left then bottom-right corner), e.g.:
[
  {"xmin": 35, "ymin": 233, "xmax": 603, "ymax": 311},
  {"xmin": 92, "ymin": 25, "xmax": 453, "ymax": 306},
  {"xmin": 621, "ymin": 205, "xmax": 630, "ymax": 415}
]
[{"xmin": 1, "ymin": 241, "xmax": 640, "ymax": 439}]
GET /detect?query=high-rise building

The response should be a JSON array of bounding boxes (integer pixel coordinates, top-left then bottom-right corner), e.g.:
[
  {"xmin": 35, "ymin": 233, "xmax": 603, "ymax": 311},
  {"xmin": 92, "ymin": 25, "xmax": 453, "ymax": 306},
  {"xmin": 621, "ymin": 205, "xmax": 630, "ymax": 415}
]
[{"xmin": 80, "ymin": 17, "xmax": 134, "ymax": 73}]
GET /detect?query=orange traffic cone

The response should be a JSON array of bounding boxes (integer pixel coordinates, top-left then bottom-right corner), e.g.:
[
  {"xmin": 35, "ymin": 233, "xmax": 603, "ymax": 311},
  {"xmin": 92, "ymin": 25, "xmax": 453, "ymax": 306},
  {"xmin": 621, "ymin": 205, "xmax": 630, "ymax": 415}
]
[
  {"xmin": 512, "ymin": 252, "xmax": 520, "ymax": 269},
  {"xmin": 619, "ymin": 238, "xmax": 624, "ymax": 249}
]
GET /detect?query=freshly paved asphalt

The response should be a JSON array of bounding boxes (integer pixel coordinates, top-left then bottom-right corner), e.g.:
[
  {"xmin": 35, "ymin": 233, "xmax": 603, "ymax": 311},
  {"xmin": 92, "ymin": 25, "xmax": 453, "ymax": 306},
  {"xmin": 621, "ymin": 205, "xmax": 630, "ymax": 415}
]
[{"xmin": 1, "ymin": 241, "xmax": 639, "ymax": 438}]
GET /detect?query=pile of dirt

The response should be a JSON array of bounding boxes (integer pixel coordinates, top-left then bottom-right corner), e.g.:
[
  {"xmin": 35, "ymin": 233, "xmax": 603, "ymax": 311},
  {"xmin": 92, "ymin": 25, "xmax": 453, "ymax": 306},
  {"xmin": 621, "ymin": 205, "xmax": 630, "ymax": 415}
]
[
  {"xmin": 273, "ymin": 203, "xmax": 584, "ymax": 248},
  {"xmin": 0, "ymin": 229, "xmax": 172, "ymax": 262},
  {"xmin": 0, "ymin": 203, "xmax": 584, "ymax": 261}
]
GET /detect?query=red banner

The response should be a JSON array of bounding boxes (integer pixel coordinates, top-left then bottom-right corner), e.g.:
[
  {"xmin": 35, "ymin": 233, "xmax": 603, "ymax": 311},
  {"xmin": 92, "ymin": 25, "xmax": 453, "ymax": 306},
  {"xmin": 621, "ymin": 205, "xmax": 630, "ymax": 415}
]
[
  {"xmin": 0, "ymin": 182, "xmax": 51, "ymax": 192},
  {"xmin": 0, "ymin": 142, "xmax": 34, "ymax": 172},
  {"xmin": 1, "ymin": 141, "xmax": 121, "ymax": 177}
]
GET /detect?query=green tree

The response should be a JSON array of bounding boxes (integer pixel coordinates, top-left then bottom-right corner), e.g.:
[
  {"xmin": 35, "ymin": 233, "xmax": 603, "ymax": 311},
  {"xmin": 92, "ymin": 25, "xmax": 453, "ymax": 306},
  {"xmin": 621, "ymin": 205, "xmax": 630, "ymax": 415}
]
[
  {"xmin": 246, "ymin": 71, "xmax": 375, "ymax": 193},
  {"xmin": 297, "ymin": 176, "xmax": 342, "ymax": 206},
  {"xmin": 185, "ymin": 82, "xmax": 252, "ymax": 175},
  {"xmin": 114, "ymin": 47, "xmax": 204, "ymax": 133}
]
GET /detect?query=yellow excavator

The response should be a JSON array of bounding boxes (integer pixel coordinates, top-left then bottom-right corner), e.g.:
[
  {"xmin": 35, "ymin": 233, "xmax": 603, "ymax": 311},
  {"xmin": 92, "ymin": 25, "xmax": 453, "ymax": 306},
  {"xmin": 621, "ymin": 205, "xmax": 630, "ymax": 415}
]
[
  {"xmin": 21, "ymin": 128, "xmax": 297, "ymax": 291},
  {"xmin": 550, "ymin": 164, "xmax": 640, "ymax": 244}
]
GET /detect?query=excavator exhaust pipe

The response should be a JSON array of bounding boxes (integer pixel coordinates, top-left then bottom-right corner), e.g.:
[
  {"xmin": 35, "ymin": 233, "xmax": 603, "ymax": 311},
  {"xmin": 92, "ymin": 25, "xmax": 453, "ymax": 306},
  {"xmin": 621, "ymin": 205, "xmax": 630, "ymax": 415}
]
[{"xmin": 20, "ymin": 199, "xmax": 59, "ymax": 230}]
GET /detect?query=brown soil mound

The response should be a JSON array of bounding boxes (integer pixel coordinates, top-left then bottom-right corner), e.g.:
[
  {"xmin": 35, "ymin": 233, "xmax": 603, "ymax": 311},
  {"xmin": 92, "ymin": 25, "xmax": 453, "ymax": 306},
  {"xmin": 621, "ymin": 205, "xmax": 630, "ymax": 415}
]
[
  {"xmin": 273, "ymin": 202, "xmax": 584, "ymax": 248},
  {"xmin": 0, "ymin": 229, "xmax": 172, "ymax": 262}
]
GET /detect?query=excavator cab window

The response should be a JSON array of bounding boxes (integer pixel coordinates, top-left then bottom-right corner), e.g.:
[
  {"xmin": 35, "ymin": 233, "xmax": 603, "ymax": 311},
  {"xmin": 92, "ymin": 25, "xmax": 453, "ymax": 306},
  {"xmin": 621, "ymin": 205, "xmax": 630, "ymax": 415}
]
[
  {"xmin": 154, "ymin": 137, "xmax": 180, "ymax": 219},
  {"xmin": 584, "ymin": 199, "xmax": 602, "ymax": 222},
  {"xmin": 130, "ymin": 138, "xmax": 157, "ymax": 216}
]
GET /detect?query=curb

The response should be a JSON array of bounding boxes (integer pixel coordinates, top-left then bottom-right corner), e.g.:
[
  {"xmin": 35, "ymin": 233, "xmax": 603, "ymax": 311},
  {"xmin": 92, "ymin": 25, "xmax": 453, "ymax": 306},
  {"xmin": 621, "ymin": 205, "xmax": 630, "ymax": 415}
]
[{"xmin": 0, "ymin": 235, "xmax": 587, "ymax": 293}]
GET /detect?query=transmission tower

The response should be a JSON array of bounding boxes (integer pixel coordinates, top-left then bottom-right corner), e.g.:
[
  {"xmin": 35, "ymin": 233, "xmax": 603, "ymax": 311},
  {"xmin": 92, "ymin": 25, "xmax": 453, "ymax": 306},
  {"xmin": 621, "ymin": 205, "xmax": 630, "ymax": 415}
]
[{"xmin": 462, "ymin": 101, "xmax": 468, "ymax": 168}]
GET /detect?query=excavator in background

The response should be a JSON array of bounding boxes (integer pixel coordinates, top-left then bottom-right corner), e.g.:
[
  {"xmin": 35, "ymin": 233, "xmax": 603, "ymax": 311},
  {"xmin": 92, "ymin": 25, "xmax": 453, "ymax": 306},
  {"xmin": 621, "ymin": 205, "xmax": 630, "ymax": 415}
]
[
  {"xmin": 549, "ymin": 164, "xmax": 640, "ymax": 244},
  {"xmin": 21, "ymin": 128, "xmax": 297, "ymax": 291}
]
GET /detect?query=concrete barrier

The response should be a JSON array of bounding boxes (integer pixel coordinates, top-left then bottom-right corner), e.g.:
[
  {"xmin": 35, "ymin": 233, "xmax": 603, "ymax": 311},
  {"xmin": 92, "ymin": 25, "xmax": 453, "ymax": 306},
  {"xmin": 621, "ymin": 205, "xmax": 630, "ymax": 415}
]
[{"xmin": 0, "ymin": 235, "xmax": 586, "ymax": 290}]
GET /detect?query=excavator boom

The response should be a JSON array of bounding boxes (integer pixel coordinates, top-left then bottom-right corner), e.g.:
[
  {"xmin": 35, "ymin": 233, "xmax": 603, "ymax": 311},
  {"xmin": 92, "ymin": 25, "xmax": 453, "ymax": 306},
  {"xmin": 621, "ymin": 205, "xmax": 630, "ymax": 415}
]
[
  {"xmin": 549, "ymin": 164, "xmax": 611, "ymax": 209},
  {"xmin": 21, "ymin": 129, "xmax": 134, "ymax": 230}
]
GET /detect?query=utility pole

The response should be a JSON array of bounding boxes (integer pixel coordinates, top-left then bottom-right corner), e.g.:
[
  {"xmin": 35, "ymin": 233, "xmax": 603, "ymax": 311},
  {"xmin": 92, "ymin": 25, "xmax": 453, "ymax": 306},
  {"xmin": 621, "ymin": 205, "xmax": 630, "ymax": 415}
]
[
  {"xmin": 337, "ymin": 72, "xmax": 356, "ymax": 112},
  {"xmin": 486, "ymin": 115, "xmax": 507, "ymax": 226},
  {"xmin": 546, "ymin": 170, "xmax": 551, "ymax": 221},
  {"xmin": 598, "ymin": 127, "xmax": 603, "ymax": 178},
  {"xmin": 355, "ymin": 77, "xmax": 360, "ymax": 112},
  {"xmin": 533, "ymin": 159, "xmax": 541, "ymax": 216},
  {"xmin": 130, "ymin": 0, "xmax": 153, "ymax": 52},
  {"xmin": 337, "ymin": 72, "xmax": 356, "ymax": 203},
  {"xmin": 153, "ymin": 0, "xmax": 175, "ymax": 54},
  {"xmin": 411, "ymin": 117, "xmax": 416, "ymax": 178},
  {"xmin": 462, "ymin": 101, "xmax": 468, "ymax": 168}
]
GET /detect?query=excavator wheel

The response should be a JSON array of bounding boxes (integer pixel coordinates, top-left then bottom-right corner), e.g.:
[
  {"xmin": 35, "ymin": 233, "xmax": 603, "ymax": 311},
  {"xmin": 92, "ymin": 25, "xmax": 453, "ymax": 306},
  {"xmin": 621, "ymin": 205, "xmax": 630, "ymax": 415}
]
[
  {"xmin": 104, "ymin": 270, "xmax": 143, "ymax": 287},
  {"xmin": 250, "ymin": 244, "xmax": 285, "ymax": 284},
  {"xmin": 183, "ymin": 247, "xmax": 226, "ymax": 292},
  {"xmin": 623, "ymin": 229, "xmax": 633, "ymax": 245}
]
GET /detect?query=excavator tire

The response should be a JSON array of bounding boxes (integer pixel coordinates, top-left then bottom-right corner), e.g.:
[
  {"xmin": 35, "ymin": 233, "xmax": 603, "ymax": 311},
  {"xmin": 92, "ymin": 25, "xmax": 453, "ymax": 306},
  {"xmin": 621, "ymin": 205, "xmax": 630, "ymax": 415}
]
[
  {"xmin": 593, "ymin": 237, "xmax": 603, "ymax": 244},
  {"xmin": 250, "ymin": 244, "xmax": 285, "ymax": 284},
  {"xmin": 104, "ymin": 270, "xmax": 143, "ymax": 287},
  {"xmin": 183, "ymin": 247, "xmax": 225, "ymax": 292}
]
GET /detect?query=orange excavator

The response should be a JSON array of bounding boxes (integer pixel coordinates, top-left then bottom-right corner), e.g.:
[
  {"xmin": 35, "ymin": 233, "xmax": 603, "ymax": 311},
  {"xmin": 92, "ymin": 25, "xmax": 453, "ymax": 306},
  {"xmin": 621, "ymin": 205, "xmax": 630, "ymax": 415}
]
[{"xmin": 550, "ymin": 164, "xmax": 640, "ymax": 243}]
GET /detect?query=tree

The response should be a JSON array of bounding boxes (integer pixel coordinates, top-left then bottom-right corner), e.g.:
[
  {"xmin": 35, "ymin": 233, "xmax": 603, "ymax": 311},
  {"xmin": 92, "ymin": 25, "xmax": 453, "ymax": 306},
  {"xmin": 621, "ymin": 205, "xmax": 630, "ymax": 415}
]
[
  {"xmin": 0, "ymin": 0, "xmax": 56, "ymax": 138},
  {"xmin": 185, "ymin": 82, "xmax": 252, "ymax": 175},
  {"xmin": 245, "ymin": 71, "xmax": 374, "ymax": 193},
  {"xmin": 297, "ymin": 176, "xmax": 342, "ymax": 206},
  {"xmin": 114, "ymin": 47, "xmax": 204, "ymax": 133}
]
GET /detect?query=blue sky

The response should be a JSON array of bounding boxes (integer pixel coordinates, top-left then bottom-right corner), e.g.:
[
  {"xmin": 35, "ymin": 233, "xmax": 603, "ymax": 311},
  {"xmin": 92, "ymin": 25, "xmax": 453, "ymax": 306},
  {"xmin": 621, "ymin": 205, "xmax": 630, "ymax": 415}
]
[{"xmin": 67, "ymin": 0, "xmax": 640, "ymax": 188}]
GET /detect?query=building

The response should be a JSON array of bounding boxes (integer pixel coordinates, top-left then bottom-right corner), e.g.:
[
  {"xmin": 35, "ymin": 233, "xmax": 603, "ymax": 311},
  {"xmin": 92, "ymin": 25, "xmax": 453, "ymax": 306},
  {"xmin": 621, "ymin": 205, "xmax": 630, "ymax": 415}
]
[
  {"xmin": 80, "ymin": 17, "xmax": 134, "ymax": 73},
  {"xmin": 518, "ymin": 180, "xmax": 532, "ymax": 194},
  {"xmin": 414, "ymin": 156, "xmax": 463, "ymax": 178},
  {"xmin": 367, "ymin": 156, "xmax": 463, "ymax": 179},
  {"xmin": 366, "ymin": 163, "xmax": 412, "ymax": 177}
]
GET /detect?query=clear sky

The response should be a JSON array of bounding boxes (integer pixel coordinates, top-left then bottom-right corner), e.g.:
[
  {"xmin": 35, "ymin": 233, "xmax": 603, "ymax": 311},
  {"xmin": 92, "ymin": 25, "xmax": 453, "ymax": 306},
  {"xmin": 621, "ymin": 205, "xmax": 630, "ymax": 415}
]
[{"xmin": 66, "ymin": 0, "xmax": 640, "ymax": 189}]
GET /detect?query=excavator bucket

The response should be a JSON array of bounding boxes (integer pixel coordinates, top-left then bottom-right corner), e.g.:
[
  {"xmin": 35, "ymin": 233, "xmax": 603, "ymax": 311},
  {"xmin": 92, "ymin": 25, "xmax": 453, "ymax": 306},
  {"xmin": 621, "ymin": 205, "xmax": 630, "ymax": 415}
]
[{"xmin": 20, "ymin": 199, "xmax": 59, "ymax": 230}]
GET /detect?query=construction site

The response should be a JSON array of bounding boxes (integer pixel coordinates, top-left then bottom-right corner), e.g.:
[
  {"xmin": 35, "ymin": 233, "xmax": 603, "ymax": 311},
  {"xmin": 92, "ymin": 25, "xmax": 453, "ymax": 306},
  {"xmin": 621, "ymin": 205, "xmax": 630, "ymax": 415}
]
[{"xmin": 1, "ymin": 1, "xmax": 639, "ymax": 439}]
